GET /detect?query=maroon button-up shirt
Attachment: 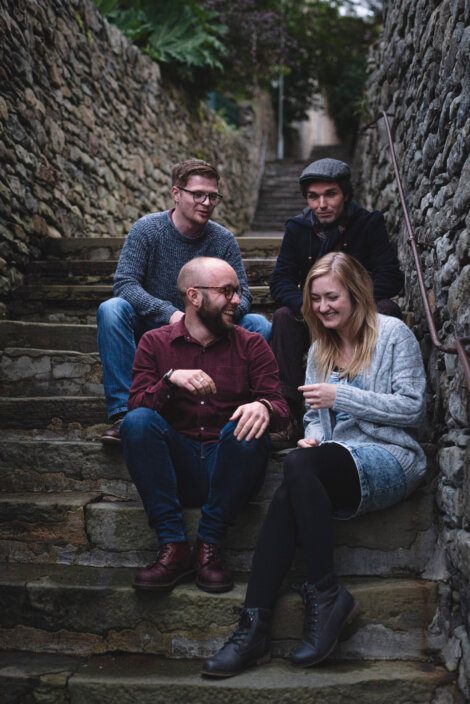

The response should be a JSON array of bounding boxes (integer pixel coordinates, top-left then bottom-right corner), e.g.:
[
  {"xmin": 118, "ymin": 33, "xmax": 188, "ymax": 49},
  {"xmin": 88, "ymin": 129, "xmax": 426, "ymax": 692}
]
[{"xmin": 128, "ymin": 319, "xmax": 289, "ymax": 441}]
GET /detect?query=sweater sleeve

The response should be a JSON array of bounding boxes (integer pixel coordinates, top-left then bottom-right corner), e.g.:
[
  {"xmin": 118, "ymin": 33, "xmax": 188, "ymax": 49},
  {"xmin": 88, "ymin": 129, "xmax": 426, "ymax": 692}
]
[
  {"xmin": 222, "ymin": 237, "xmax": 252, "ymax": 319},
  {"xmin": 113, "ymin": 218, "xmax": 179, "ymax": 322},
  {"xmin": 269, "ymin": 225, "xmax": 304, "ymax": 315},
  {"xmin": 302, "ymin": 350, "xmax": 324, "ymax": 441},
  {"xmin": 333, "ymin": 326, "xmax": 426, "ymax": 426}
]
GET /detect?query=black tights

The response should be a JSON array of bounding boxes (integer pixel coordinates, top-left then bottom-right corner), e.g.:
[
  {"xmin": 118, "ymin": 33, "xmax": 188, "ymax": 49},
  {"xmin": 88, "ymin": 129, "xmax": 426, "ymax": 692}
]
[{"xmin": 245, "ymin": 442, "xmax": 361, "ymax": 610}]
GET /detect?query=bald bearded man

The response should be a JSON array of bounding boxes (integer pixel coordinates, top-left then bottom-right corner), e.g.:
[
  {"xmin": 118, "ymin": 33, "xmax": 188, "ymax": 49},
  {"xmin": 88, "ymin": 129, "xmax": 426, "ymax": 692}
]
[{"xmin": 121, "ymin": 257, "xmax": 288, "ymax": 594}]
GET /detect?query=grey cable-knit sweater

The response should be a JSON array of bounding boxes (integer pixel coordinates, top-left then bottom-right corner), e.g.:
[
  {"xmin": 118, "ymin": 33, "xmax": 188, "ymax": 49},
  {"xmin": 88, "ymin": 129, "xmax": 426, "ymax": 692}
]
[
  {"xmin": 303, "ymin": 314, "xmax": 427, "ymax": 494},
  {"xmin": 113, "ymin": 211, "xmax": 252, "ymax": 325}
]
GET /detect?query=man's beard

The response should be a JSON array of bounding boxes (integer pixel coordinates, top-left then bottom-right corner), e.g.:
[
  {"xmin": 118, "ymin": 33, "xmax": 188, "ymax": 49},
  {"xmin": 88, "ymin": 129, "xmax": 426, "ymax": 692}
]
[{"xmin": 197, "ymin": 303, "xmax": 233, "ymax": 337}]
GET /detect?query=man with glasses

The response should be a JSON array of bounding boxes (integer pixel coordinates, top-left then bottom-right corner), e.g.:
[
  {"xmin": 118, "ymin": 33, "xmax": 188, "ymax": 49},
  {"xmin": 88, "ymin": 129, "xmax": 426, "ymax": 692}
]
[
  {"xmin": 121, "ymin": 257, "xmax": 288, "ymax": 593},
  {"xmin": 97, "ymin": 158, "xmax": 271, "ymax": 443}
]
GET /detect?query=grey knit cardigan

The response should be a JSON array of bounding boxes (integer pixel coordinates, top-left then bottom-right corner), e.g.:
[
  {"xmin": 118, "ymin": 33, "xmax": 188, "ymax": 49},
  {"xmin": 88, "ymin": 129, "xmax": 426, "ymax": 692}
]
[{"xmin": 303, "ymin": 314, "xmax": 427, "ymax": 495}]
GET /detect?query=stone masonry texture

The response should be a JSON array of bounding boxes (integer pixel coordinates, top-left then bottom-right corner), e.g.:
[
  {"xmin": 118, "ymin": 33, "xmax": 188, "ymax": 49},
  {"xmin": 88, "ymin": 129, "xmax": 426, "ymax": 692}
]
[
  {"xmin": 0, "ymin": 0, "xmax": 275, "ymax": 305},
  {"xmin": 355, "ymin": 0, "xmax": 469, "ymax": 698}
]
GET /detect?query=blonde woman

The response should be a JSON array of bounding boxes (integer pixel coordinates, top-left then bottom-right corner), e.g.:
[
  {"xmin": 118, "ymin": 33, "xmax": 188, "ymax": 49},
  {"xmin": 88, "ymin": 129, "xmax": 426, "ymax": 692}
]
[{"xmin": 203, "ymin": 252, "xmax": 427, "ymax": 678}]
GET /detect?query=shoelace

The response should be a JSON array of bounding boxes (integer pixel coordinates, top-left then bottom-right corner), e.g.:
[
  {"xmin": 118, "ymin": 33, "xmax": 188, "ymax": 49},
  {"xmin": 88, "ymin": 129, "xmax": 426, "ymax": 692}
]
[
  {"xmin": 200, "ymin": 543, "xmax": 223, "ymax": 565},
  {"xmin": 291, "ymin": 583, "xmax": 319, "ymax": 631},
  {"xmin": 224, "ymin": 612, "xmax": 254, "ymax": 648},
  {"xmin": 155, "ymin": 543, "xmax": 180, "ymax": 566},
  {"xmin": 303, "ymin": 589, "xmax": 319, "ymax": 630}
]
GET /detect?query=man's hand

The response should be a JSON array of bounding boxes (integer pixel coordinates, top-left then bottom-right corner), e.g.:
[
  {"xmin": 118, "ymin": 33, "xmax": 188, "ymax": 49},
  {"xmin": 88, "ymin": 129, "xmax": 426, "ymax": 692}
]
[
  {"xmin": 299, "ymin": 383, "xmax": 337, "ymax": 409},
  {"xmin": 297, "ymin": 438, "xmax": 320, "ymax": 448},
  {"xmin": 169, "ymin": 310, "xmax": 185, "ymax": 325},
  {"xmin": 230, "ymin": 401, "xmax": 270, "ymax": 442},
  {"xmin": 169, "ymin": 370, "xmax": 217, "ymax": 395}
]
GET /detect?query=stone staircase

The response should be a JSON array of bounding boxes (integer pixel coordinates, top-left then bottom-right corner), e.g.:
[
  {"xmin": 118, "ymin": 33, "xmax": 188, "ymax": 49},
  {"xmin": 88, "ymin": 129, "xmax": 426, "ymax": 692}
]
[
  {"xmin": 251, "ymin": 159, "xmax": 307, "ymax": 232},
  {"xmin": 0, "ymin": 235, "xmax": 459, "ymax": 702}
]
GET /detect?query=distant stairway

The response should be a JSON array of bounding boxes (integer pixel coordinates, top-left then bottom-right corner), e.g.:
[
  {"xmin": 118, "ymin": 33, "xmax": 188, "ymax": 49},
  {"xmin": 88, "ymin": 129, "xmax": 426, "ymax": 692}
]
[
  {"xmin": 0, "ymin": 235, "xmax": 459, "ymax": 702},
  {"xmin": 251, "ymin": 159, "xmax": 307, "ymax": 232}
]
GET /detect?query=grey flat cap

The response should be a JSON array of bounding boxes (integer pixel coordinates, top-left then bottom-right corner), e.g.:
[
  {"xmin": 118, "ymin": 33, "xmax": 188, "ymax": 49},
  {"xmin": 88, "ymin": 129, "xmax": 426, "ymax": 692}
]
[{"xmin": 299, "ymin": 158, "xmax": 351, "ymax": 184}]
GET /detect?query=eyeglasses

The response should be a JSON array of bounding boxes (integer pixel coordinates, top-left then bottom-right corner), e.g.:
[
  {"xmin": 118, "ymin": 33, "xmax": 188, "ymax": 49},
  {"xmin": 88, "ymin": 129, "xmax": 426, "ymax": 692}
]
[
  {"xmin": 194, "ymin": 285, "xmax": 240, "ymax": 300},
  {"xmin": 178, "ymin": 187, "xmax": 223, "ymax": 205}
]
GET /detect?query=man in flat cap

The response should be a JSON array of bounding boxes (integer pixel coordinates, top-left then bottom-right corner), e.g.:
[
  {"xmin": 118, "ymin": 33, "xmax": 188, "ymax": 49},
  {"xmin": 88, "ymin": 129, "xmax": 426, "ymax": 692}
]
[{"xmin": 269, "ymin": 157, "xmax": 404, "ymax": 445}]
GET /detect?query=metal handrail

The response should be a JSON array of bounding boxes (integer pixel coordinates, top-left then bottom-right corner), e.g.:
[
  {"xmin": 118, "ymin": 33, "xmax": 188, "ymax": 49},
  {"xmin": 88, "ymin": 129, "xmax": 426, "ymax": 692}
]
[{"xmin": 362, "ymin": 109, "xmax": 470, "ymax": 392}]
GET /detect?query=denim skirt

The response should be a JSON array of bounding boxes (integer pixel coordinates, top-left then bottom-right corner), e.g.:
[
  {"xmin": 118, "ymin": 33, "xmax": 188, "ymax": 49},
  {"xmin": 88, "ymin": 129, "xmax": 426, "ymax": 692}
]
[{"xmin": 323, "ymin": 440, "xmax": 407, "ymax": 520}]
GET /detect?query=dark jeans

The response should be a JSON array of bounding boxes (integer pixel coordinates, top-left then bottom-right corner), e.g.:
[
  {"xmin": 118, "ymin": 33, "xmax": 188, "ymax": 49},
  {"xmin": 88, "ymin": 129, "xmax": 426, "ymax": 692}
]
[
  {"xmin": 245, "ymin": 442, "xmax": 360, "ymax": 610},
  {"xmin": 121, "ymin": 408, "xmax": 270, "ymax": 545},
  {"xmin": 271, "ymin": 299, "xmax": 402, "ymax": 416},
  {"xmin": 270, "ymin": 307, "xmax": 310, "ymax": 411}
]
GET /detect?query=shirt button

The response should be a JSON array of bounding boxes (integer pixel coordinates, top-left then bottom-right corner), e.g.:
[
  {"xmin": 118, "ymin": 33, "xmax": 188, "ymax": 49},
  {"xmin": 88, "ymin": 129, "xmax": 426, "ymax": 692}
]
[
  {"xmin": 200, "ymin": 400, "xmax": 205, "ymax": 405},
  {"xmin": 200, "ymin": 427, "xmax": 204, "ymax": 431}
]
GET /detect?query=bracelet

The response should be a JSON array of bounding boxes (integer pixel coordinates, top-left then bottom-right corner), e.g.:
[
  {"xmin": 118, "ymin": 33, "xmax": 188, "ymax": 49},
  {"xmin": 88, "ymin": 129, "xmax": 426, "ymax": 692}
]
[
  {"xmin": 258, "ymin": 398, "xmax": 273, "ymax": 418},
  {"xmin": 162, "ymin": 369, "xmax": 176, "ymax": 387}
]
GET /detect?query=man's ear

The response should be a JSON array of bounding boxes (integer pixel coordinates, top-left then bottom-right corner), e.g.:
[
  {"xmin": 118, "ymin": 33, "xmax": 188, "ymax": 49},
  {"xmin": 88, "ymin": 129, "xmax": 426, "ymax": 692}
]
[
  {"xmin": 186, "ymin": 287, "xmax": 200, "ymax": 308},
  {"xmin": 171, "ymin": 185, "xmax": 180, "ymax": 204}
]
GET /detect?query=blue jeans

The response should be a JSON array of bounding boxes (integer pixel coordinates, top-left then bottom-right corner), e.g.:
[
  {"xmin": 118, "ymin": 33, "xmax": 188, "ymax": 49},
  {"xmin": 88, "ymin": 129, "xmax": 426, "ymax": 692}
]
[
  {"xmin": 97, "ymin": 297, "xmax": 272, "ymax": 419},
  {"xmin": 120, "ymin": 410, "xmax": 270, "ymax": 544}
]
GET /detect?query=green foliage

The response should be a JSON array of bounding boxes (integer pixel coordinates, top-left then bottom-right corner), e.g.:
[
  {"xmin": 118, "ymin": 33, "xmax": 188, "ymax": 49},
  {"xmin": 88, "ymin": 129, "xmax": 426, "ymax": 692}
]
[
  {"xmin": 282, "ymin": 0, "xmax": 380, "ymax": 141},
  {"xmin": 93, "ymin": 0, "xmax": 226, "ymax": 75},
  {"xmin": 92, "ymin": 0, "xmax": 379, "ymax": 143}
]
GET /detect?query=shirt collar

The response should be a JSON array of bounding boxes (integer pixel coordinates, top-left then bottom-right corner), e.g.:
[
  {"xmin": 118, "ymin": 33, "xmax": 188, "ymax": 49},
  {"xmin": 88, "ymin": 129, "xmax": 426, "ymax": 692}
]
[{"xmin": 168, "ymin": 317, "xmax": 232, "ymax": 347}]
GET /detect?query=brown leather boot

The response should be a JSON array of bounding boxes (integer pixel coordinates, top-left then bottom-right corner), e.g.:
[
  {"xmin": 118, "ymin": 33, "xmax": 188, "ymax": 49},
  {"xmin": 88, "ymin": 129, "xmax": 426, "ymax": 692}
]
[
  {"xmin": 133, "ymin": 541, "xmax": 194, "ymax": 591},
  {"xmin": 99, "ymin": 417, "xmax": 124, "ymax": 445},
  {"xmin": 194, "ymin": 540, "xmax": 234, "ymax": 593}
]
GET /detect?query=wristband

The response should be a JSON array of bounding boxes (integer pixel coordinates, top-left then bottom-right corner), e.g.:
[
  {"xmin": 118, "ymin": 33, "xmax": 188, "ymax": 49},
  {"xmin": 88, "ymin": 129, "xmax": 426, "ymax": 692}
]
[
  {"xmin": 258, "ymin": 398, "xmax": 273, "ymax": 418},
  {"xmin": 162, "ymin": 369, "xmax": 176, "ymax": 387}
]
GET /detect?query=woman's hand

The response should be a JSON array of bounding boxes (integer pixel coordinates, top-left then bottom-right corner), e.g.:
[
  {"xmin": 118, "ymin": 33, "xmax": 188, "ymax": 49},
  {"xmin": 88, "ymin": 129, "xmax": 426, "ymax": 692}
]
[
  {"xmin": 299, "ymin": 383, "xmax": 337, "ymax": 409},
  {"xmin": 297, "ymin": 438, "xmax": 320, "ymax": 448}
]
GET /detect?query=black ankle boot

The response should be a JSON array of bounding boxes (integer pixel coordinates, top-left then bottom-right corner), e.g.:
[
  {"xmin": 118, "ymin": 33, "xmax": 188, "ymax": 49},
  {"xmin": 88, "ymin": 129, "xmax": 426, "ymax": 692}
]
[
  {"xmin": 291, "ymin": 577, "xmax": 359, "ymax": 667},
  {"xmin": 201, "ymin": 607, "xmax": 271, "ymax": 678}
]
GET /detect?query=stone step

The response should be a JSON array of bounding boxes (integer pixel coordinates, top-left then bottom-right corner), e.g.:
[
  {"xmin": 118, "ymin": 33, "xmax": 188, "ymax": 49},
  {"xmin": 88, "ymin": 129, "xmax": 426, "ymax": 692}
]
[
  {"xmin": 255, "ymin": 201, "xmax": 303, "ymax": 210},
  {"xmin": 251, "ymin": 214, "xmax": 295, "ymax": 225},
  {"xmin": 240, "ymin": 230, "xmax": 284, "ymax": 237},
  {"xmin": 0, "ymin": 486, "xmax": 436, "ymax": 574},
  {"xmin": 0, "ymin": 396, "xmax": 107, "ymax": 428},
  {"xmin": 251, "ymin": 217, "xmax": 295, "ymax": 229},
  {"xmin": 41, "ymin": 236, "xmax": 282, "ymax": 260},
  {"xmin": 0, "ymin": 432, "xmax": 283, "ymax": 500},
  {"xmin": 0, "ymin": 563, "xmax": 441, "ymax": 661},
  {"xmin": 24, "ymin": 257, "xmax": 277, "ymax": 286},
  {"xmin": 0, "ymin": 651, "xmax": 84, "ymax": 704},
  {"xmin": 0, "ymin": 348, "xmax": 102, "ymax": 397},
  {"xmin": 0, "ymin": 652, "xmax": 457, "ymax": 704},
  {"xmin": 29, "ymin": 654, "xmax": 459, "ymax": 704},
  {"xmin": 7, "ymin": 284, "xmax": 275, "ymax": 323},
  {"xmin": 0, "ymin": 320, "xmax": 97, "ymax": 352}
]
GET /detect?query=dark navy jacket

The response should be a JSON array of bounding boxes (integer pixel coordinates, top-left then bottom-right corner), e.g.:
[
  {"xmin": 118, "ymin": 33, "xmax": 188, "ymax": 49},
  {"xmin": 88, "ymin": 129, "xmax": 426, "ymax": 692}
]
[{"xmin": 269, "ymin": 202, "xmax": 404, "ymax": 316}]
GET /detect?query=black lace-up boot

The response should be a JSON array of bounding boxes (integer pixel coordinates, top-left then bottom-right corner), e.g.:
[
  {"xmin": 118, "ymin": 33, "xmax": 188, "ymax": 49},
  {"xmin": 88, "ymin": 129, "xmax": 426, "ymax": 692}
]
[
  {"xmin": 201, "ymin": 607, "xmax": 271, "ymax": 678},
  {"xmin": 291, "ymin": 575, "xmax": 360, "ymax": 667}
]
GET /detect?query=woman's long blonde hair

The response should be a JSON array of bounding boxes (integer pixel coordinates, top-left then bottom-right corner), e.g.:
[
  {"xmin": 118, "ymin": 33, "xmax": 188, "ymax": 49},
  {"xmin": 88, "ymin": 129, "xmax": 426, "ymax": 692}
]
[{"xmin": 302, "ymin": 252, "xmax": 379, "ymax": 380}]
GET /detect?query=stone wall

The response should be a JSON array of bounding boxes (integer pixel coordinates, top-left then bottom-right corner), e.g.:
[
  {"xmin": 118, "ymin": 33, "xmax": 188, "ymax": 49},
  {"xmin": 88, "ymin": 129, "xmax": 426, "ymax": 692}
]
[
  {"xmin": 0, "ymin": 0, "xmax": 275, "ymax": 302},
  {"xmin": 355, "ymin": 0, "xmax": 469, "ymax": 696}
]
